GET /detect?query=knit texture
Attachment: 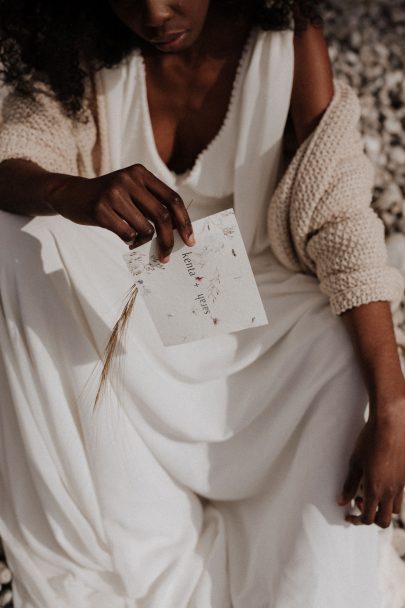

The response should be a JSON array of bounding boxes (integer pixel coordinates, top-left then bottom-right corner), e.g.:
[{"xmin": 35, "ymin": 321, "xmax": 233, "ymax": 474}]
[
  {"xmin": 0, "ymin": 81, "xmax": 99, "ymax": 177},
  {"xmin": 268, "ymin": 79, "xmax": 404, "ymax": 314},
  {"xmin": 0, "ymin": 76, "xmax": 403, "ymax": 315}
]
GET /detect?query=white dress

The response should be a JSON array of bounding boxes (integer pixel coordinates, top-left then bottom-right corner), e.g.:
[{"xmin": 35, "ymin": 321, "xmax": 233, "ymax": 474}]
[{"xmin": 0, "ymin": 27, "xmax": 394, "ymax": 608}]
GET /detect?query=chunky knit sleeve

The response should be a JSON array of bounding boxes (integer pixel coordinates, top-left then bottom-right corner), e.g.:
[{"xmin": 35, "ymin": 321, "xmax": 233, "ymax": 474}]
[
  {"xmin": 268, "ymin": 79, "xmax": 404, "ymax": 315},
  {"xmin": 0, "ymin": 83, "xmax": 98, "ymax": 177},
  {"xmin": 305, "ymin": 130, "xmax": 404, "ymax": 314}
]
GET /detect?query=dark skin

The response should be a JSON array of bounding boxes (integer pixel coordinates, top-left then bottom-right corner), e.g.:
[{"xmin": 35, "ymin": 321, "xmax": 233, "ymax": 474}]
[
  {"xmin": 143, "ymin": 25, "xmax": 251, "ymax": 175},
  {"xmin": 111, "ymin": 0, "xmax": 252, "ymax": 174},
  {"xmin": 0, "ymin": 0, "xmax": 404, "ymax": 528}
]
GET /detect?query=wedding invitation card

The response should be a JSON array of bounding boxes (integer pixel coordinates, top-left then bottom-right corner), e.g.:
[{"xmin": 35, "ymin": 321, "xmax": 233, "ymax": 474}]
[{"xmin": 123, "ymin": 208, "xmax": 268, "ymax": 346}]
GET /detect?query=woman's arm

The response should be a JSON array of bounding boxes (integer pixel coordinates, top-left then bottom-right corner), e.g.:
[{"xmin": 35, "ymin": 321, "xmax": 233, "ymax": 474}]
[
  {"xmin": 0, "ymin": 89, "xmax": 195, "ymax": 260},
  {"xmin": 0, "ymin": 158, "xmax": 195, "ymax": 261},
  {"xmin": 338, "ymin": 303, "xmax": 405, "ymax": 527},
  {"xmin": 290, "ymin": 23, "xmax": 334, "ymax": 145},
  {"xmin": 0, "ymin": 159, "xmax": 65, "ymax": 216},
  {"xmin": 290, "ymin": 24, "xmax": 405, "ymax": 528}
]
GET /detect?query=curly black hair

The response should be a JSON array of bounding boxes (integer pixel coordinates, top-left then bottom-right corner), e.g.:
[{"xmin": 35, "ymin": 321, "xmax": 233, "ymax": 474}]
[{"xmin": 0, "ymin": 0, "xmax": 322, "ymax": 118}]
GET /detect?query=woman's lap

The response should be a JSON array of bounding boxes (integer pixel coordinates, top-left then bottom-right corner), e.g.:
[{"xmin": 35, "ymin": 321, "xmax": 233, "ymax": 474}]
[{"xmin": 0, "ymin": 210, "xmax": 385, "ymax": 607}]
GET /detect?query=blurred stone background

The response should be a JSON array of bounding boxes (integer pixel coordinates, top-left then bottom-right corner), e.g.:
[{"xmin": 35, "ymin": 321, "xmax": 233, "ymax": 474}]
[
  {"xmin": 324, "ymin": 0, "xmax": 404, "ymax": 229},
  {"xmin": 0, "ymin": 0, "xmax": 404, "ymax": 605}
]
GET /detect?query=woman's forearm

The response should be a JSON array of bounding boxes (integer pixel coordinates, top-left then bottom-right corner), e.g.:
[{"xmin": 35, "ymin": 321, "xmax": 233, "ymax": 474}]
[
  {"xmin": 0, "ymin": 159, "xmax": 195, "ymax": 258},
  {"xmin": 0, "ymin": 158, "xmax": 68, "ymax": 216},
  {"xmin": 342, "ymin": 301, "xmax": 405, "ymax": 413},
  {"xmin": 338, "ymin": 300, "xmax": 405, "ymax": 526}
]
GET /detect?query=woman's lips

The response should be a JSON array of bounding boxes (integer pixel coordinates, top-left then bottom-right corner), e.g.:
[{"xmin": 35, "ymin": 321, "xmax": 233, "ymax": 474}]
[{"xmin": 150, "ymin": 31, "xmax": 188, "ymax": 51}]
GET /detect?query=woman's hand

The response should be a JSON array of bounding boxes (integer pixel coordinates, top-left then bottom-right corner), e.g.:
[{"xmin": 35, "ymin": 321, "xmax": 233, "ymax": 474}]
[
  {"xmin": 47, "ymin": 163, "xmax": 195, "ymax": 262},
  {"xmin": 337, "ymin": 403, "xmax": 405, "ymax": 528},
  {"xmin": 338, "ymin": 302, "xmax": 405, "ymax": 529}
]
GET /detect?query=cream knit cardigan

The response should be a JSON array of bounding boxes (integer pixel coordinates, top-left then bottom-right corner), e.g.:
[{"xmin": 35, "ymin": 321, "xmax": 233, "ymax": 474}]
[{"xmin": 0, "ymin": 76, "xmax": 403, "ymax": 315}]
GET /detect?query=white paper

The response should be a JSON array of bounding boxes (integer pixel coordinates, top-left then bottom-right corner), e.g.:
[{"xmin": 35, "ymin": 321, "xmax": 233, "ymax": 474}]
[{"xmin": 123, "ymin": 208, "xmax": 269, "ymax": 346}]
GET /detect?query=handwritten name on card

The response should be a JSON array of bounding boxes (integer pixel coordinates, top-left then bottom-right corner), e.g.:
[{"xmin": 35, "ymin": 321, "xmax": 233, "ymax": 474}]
[{"xmin": 123, "ymin": 208, "xmax": 268, "ymax": 346}]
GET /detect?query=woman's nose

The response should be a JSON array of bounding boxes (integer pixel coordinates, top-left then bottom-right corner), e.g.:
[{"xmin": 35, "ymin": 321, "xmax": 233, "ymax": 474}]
[{"xmin": 144, "ymin": 0, "xmax": 174, "ymax": 28}]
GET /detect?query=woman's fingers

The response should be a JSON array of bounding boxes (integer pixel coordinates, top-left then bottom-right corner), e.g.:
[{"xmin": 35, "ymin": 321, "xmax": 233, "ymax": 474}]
[
  {"xmin": 78, "ymin": 164, "xmax": 196, "ymax": 257},
  {"xmin": 337, "ymin": 461, "xmax": 362, "ymax": 506},
  {"xmin": 346, "ymin": 494, "xmax": 401, "ymax": 528},
  {"xmin": 344, "ymin": 492, "xmax": 379, "ymax": 526},
  {"xmin": 128, "ymin": 184, "xmax": 176, "ymax": 261},
  {"xmin": 122, "ymin": 167, "xmax": 193, "ymax": 261},
  {"xmin": 96, "ymin": 202, "xmax": 141, "ymax": 243},
  {"xmin": 336, "ymin": 417, "xmax": 405, "ymax": 530},
  {"xmin": 337, "ymin": 463, "xmax": 394, "ymax": 529},
  {"xmin": 345, "ymin": 489, "xmax": 398, "ymax": 528},
  {"xmin": 110, "ymin": 192, "xmax": 156, "ymax": 243},
  {"xmin": 360, "ymin": 495, "xmax": 379, "ymax": 525},
  {"xmin": 138, "ymin": 166, "xmax": 195, "ymax": 246},
  {"xmin": 374, "ymin": 496, "xmax": 394, "ymax": 529}
]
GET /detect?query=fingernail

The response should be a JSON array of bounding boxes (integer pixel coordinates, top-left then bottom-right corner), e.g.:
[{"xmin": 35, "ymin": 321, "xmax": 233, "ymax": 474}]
[
  {"xmin": 161, "ymin": 255, "xmax": 170, "ymax": 264},
  {"xmin": 187, "ymin": 233, "xmax": 196, "ymax": 246}
]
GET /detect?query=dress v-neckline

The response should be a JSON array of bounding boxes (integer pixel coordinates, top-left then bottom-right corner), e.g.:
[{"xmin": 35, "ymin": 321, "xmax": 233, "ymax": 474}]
[{"xmin": 138, "ymin": 27, "xmax": 257, "ymax": 185}]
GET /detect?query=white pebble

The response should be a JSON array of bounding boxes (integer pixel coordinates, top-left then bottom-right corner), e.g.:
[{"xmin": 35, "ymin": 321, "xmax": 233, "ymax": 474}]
[
  {"xmin": 364, "ymin": 135, "xmax": 381, "ymax": 155},
  {"xmin": 0, "ymin": 589, "xmax": 12, "ymax": 607},
  {"xmin": 390, "ymin": 147, "xmax": 405, "ymax": 165},
  {"xmin": 0, "ymin": 565, "xmax": 11, "ymax": 585},
  {"xmin": 386, "ymin": 234, "xmax": 405, "ymax": 277},
  {"xmin": 378, "ymin": 183, "xmax": 403, "ymax": 208},
  {"xmin": 384, "ymin": 118, "xmax": 402, "ymax": 134}
]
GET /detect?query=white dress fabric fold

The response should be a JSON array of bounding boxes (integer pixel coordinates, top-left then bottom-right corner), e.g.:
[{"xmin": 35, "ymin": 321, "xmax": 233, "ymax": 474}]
[{"xmin": 0, "ymin": 27, "xmax": 395, "ymax": 607}]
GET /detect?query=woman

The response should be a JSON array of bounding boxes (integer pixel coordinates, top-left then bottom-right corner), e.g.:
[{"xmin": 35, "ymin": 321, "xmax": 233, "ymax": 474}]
[{"xmin": 0, "ymin": 1, "xmax": 404, "ymax": 606}]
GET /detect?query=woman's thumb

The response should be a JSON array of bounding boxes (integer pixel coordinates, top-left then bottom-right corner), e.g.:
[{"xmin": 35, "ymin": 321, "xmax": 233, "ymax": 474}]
[{"xmin": 337, "ymin": 462, "xmax": 362, "ymax": 506}]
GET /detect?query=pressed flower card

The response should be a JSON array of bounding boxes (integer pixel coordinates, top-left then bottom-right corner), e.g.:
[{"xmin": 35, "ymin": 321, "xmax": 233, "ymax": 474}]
[{"xmin": 123, "ymin": 208, "xmax": 268, "ymax": 345}]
